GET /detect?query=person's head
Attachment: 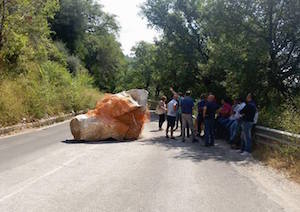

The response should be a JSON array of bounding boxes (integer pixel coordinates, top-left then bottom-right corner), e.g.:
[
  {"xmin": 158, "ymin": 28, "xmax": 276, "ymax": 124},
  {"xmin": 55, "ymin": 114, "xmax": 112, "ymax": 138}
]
[
  {"xmin": 200, "ymin": 94, "xmax": 206, "ymax": 100},
  {"xmin": 161, "ymin": 96, "xmax": 167, "ymax": 102},
  {"xmin": 178, "ymin": 92, "xmax": 183, "ymax": 97},
  {"xmin": 207, "ymin": 94, "xmax": 215, "ymax": 102},
  {"xmin": 221, "ymin": 99, "xmax": 225, "ymax": 105},
  {"xmin": 246, "ymin": 93, "xmax": 252, "ymax": 103},
  {"xmin": 233, "ymin": 98, "xmax": 240, "ymax": 105},
  {"xmin": 185, "ymin": 90, "xmax": 191, "ymax": 96},
  {"xmin": 173, "ymin": 94, "xmax": 178, "ymax": 100}
]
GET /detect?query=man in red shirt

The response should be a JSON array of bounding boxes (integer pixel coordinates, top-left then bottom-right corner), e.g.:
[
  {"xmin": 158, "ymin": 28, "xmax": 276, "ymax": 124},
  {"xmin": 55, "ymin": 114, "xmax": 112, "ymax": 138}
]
[{"xmin": 216, "ymin": 98, "xmax": 232, "ymax": 139}]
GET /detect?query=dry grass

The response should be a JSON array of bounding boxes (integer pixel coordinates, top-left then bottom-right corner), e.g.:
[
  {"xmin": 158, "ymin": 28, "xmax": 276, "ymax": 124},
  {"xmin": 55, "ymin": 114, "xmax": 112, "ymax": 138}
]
[{"xmin": 253, "ymin": 143, "xmax": 300, "ymax": 184}]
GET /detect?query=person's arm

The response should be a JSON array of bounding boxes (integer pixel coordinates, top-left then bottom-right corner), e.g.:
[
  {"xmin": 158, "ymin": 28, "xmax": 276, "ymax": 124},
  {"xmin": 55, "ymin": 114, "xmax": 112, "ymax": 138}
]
[
  {"xmin": 161, "ymin": 102, "xmax": 167, "ymax": 112},
  {"xmin": 159, "ymin": 101, "xmax": 166, "ymax": 110},
  {"xmin": 170, "ymin": 87, "xmax": 178, "ymax": 96},
  {"xmin": 163, "ymin": 103, "xmax": 167, "ymax": 111},
  {"xmin": 158, "ymin": 101, "xmax": 163, "ymax": 109},
  {"xmin": 240, "ymin": 105, "xmax": 247, "ymax": 117},
  {"xmin": 216, "ymin": 107, "xmax": 222, "ymax": 115}
]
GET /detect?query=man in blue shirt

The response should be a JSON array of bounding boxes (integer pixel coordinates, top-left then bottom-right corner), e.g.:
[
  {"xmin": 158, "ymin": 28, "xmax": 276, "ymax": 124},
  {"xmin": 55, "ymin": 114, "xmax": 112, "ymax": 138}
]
[
  {"xmin": 181, "ymin": 91, "xmax": 197, "ymax": 142},
  {"xmin": 203, "ymin": 94, "xmax": 219, "ymax": 146},
  {"xmin": 239, "ymin": 93, "xmax": 257, "ymax": 155}
]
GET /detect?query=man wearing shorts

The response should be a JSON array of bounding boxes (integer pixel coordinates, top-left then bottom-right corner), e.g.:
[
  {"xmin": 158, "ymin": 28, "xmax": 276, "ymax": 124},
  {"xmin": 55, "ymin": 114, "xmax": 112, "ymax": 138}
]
[{"xmin": 166, "ymin": 94, "xmax": 178, "ymax": 139}]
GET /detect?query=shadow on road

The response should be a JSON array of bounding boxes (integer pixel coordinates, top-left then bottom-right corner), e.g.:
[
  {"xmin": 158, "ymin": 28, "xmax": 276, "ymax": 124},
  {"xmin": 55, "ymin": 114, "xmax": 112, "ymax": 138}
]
[
  {"xmin": 62, "ymin": 139, "xmax": 132, "ymax": 145},
  {"xmin": 62, "ymin": 112, "xmax": 251, "ymax": 164},
  {"xmin": 142, "ymin": 136, "xmax": 249, "ymax": 164},
  {"xmin": 62, "ymin": 136, "xmax": 252, "ymax": 164}
]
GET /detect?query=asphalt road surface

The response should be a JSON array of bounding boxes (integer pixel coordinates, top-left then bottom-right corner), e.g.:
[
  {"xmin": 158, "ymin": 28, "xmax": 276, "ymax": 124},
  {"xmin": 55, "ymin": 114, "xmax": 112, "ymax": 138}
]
[{"xmin": 0, "ymin": 117, "xmax": 300, "ymax": 212}]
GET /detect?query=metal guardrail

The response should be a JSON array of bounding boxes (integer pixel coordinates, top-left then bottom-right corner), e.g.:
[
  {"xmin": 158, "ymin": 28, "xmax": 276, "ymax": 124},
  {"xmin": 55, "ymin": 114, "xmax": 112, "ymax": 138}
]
[
  {"xmin": 0, "ymin": 110, "xmax": 86, "ymax": 136},
  {"xmin": 254, "ymin": 126, "xmax": 300, "ymax": 148}
]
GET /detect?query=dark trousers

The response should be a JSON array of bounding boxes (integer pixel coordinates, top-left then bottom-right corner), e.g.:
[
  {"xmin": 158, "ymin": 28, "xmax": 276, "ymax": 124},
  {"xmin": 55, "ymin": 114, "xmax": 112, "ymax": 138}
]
[
  {"xmin": 175, "ymin": 113, "xmax": 182, "ymax": 130},
  {"xmin": 241, "ymin": 121, "xmax": 254, "ymax": 153},
  {"xmin": 197, "ymin": 115, "xmax": 203, "ymax": 135},
  {"xmin": 159, "ymin": 114, "xmax": 165, "ymax": 129},
  {"xmin": 216, "ymin": 117, "xmax": 230, "ymax": 140},
  {"xmin": 204, "ymin": 119, "xmax": 215, "ymax": 146}
]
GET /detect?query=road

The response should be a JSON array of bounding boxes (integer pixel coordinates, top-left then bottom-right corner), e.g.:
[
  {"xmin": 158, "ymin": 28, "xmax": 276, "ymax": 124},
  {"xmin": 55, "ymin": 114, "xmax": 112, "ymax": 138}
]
[{"xmin": 0, "ymin": 117, "xmax": 300, "ymax": 212}]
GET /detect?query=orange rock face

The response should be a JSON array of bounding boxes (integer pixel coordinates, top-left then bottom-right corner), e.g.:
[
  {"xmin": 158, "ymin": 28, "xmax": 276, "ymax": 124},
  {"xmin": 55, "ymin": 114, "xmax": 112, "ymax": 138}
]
[{"xmin": 70, "ymin": 89, "xmax": 149, "ymax": 141}]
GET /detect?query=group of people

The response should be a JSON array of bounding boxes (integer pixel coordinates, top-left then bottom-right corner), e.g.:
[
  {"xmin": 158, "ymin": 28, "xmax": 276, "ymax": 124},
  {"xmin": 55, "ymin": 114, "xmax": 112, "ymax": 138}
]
[{"xmin": 156, "ymin": 89, "xmax": 258, "ymax": 156}]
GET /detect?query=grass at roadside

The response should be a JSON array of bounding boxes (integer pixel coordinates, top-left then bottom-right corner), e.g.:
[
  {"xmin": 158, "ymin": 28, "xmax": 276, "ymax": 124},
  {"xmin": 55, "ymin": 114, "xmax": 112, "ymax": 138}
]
[
  {"xmin": 253, "ymin": 144, "xmax": 300, "ymax": 184},
  {"xmin": 0, "ymin": 62, "xmax": 102, "ymax": 127}
]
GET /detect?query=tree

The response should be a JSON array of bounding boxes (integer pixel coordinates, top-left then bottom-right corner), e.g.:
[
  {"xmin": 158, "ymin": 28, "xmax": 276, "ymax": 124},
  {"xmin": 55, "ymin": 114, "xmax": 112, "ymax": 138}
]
[
  {"xmin": 141, "ymin": 0, "xmax": 214, "ymax": 97},
  {"xmin": 131, "ymin": 41, "xmax": 156, "ymax": 90},
  {"xmin": 51, "ymin": 0, "xmax": 118, "ymax": 53},
  {"xmin": 0, "ymin": 0, "xmax": 59, "ymax": 73},
  {"xmin": 205, "ymin": 0, "xmax": 300, "ymax": 97},
  {"xmin": 138, "ymin": 0, "xmax": 299, "ymax": 103},
  {"xmin": 51, "ymin": 0, "xmax": 125, "ymax": 92}
]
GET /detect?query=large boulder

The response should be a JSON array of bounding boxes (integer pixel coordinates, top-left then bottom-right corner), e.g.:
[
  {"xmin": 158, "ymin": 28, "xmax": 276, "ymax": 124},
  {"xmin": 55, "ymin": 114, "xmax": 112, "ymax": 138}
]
[{"xmin": 70, "ymin": 89, "xmax": 149, "ymax": 141}]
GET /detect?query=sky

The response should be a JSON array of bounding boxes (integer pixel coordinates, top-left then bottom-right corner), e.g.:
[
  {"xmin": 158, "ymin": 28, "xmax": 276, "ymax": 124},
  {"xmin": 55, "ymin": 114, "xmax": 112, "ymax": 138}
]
[{"xmin": 99, "ymin": 0, "xmax": 159, "ymax": 55}]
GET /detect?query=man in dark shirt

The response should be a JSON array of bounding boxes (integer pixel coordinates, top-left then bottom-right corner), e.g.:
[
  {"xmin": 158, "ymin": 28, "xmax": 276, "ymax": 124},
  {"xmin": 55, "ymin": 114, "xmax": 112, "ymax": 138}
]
[
  {"xmin": 181, "ymin": 91, "xmax": 197, "ymax": 142},
  {"xmin": 203, "ymin": 94, "xmax": 219, "ymax": 146},
  {"xmin": 239, "ymin": 93, "xmax": 257, "ymax": 155}
]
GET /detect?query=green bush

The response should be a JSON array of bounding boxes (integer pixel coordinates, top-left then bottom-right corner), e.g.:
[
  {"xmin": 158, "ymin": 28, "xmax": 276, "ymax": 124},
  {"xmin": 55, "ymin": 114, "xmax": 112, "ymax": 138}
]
[
  {"xmin": 0, "ymin": 62, "xmax": 101, "ymax": 127},
  {"xmin": 259, "ymin": 97, "xmax": 300, "ymax": 134}
]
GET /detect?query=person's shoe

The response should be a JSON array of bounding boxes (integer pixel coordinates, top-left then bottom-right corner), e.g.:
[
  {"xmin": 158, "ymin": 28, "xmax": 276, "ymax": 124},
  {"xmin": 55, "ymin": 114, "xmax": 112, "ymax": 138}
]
[
  {"xmin": 209, "ymin": 143, "xmax": 215, "ymax": 147},
  {"xmin": 236, "ymin": 149, "xmax": 243, "ymax": 153},
  {"xmin": 240, "ymin": 151, "xmax": 251, "ymax": 156},
  {"xmin": 182, "ymin": 139, "xmax": 185, "ymax": 143},
  {"xmin": 166, "ymin": 135, "xmax": 169, "ymax": 139},
  {"xmin": 200, "ymin": 131, "xmax": 205, "ymax": 137},
  {"xmin": 192, "ymin": 139, "xmax": 199, "ymax": 143},
  {"xmin": 204, "ymin": 144, "xmax": 210, "ymax": 147},
  {"xmin": 171, "ymin": 136, "xmax": 176, "ymax": 140}
]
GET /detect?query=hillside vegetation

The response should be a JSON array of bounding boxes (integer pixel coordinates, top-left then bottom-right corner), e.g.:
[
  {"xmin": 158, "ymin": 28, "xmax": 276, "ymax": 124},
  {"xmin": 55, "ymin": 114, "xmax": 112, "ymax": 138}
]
[{"xmin": 0, "ymin": 0, "xmax": 124, "ymax": 126}]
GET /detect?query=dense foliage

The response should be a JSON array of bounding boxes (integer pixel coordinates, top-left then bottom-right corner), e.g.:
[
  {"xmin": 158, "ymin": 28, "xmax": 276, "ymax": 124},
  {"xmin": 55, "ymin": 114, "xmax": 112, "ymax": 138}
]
[
  {"xmin": 118, "ymin": 0, "xmax": 299, "ymax": 133},
  {"xmin": 0, "ymin": 0, "xmax": 124, "ymax": 126},
  {"xmin": 51, "ymin": 0, "xmax": 125, "ymax": 91}
]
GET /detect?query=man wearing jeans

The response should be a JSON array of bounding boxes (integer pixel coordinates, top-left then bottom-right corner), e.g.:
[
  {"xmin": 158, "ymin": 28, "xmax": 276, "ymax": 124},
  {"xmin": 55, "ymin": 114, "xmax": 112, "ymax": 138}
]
[
  {"xmin": 228, "ymin": 98, "xmax": 246, "ymax": 145},
  {"xmin": 166, "ymin": 94, "xmax": 178, "ymax": 139},
  {"xmin": 240, "ymin": 94, "xmax": 257, "ymax": 156},
  {"xmin": 181, "ymin": 91, "xmax": 197, "ymax": 143},
  {"xmin": 203, "ymin": 95, "xmax": 219, "ymax": 147}
]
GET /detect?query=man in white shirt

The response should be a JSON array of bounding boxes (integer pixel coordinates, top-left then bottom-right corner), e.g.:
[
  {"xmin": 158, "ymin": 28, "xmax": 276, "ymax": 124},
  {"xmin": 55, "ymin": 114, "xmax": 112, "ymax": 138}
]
[
  {"xmin": 229, "ymin": 98, "xmax": 246, "ymax": 145},
  {"xmin": 166, "ymin": 94, "xmax": 178, "ymax": 139},
  {"xmin": 229, "ymin": 100, "xmax": 246, "ymax": 121}
]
